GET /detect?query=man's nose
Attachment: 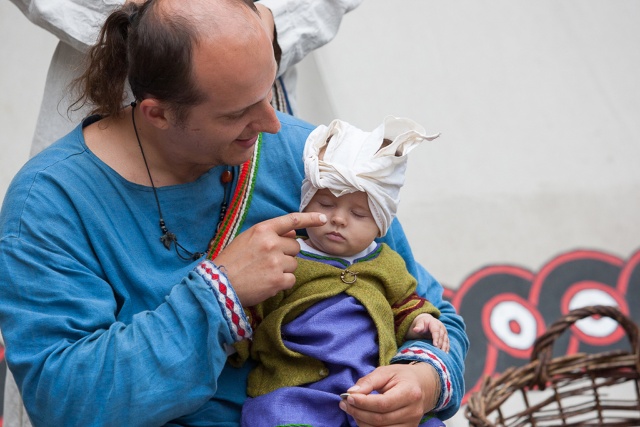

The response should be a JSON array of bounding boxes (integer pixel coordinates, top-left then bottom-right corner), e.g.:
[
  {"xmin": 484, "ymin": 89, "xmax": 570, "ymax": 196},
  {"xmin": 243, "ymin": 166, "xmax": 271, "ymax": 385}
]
[{"xmin": 250, "ymin": 100, "xmax": 281, "ymax": 135}]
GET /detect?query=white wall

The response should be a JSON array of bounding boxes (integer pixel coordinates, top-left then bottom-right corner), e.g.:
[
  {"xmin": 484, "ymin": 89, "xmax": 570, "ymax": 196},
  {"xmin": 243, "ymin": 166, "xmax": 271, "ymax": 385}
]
[{"xmin": 0, "ymin": 3, "xmax": 57, "ymax": 202}]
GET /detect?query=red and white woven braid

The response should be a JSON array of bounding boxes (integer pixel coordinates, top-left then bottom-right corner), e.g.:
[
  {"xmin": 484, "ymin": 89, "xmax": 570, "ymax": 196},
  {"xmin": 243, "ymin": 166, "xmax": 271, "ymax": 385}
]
[
  {"xmin": 196, "ymin": 260, "xmax": 252, "ymax": 342},
  {"xmin": 395, "ymin": 347, "xmax": 452, "ymax": 410}
]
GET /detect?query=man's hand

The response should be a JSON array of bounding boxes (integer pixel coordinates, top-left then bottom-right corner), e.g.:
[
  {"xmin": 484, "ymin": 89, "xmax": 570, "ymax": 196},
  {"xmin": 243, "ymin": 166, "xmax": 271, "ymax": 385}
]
[
  {"xmin": 214, "ymin": 212, "xmax": 326, "ymax": 306},
  {"xmin": 339, "ymin": 363, "xmax": 440, "ymax": 427}
]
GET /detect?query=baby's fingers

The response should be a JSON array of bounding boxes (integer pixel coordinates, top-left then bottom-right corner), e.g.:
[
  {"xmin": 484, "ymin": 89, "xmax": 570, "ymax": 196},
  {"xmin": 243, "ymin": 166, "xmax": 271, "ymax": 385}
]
[
  {"xmin": 429, "ymin": 323, "xmax": 449, "ymax": 352},
  {"xmin": 431, "ymin": 328, "xmax": 443, "ymax": 348},
  {"xmin": 442, "ymin": 334, "xmax": 450, "ymax": 353}
]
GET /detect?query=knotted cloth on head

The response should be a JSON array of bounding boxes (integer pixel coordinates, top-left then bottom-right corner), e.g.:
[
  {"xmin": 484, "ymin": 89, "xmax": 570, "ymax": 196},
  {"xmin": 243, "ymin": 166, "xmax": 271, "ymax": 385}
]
[{"xmin": 300, "ymin": 116, "xmax": 440, "ymax": 237}]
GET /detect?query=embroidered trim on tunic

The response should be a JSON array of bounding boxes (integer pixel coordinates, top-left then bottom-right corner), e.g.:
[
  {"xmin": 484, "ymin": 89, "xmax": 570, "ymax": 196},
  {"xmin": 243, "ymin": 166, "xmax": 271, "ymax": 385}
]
[
  {"xmin": 297, "ymin": 243, "xmax": 383, "ymax": 269},
  {"xmin": 395, "ymin": 347, "xmax": 452, "ymax": 410},
  {"xmin": 196, "ymin": 260, "xmax": 252, "ymax": 341},
  {"xmin": 393, "ymin": 293, "xmax": 431, "ymax": 332},
  {"xmin": 207, "ymin": 134, "xmax": 262, "ymax": 260},
  {"xmin": 196, "ymin": 138, "xmax": 260, "ymax": 341}
]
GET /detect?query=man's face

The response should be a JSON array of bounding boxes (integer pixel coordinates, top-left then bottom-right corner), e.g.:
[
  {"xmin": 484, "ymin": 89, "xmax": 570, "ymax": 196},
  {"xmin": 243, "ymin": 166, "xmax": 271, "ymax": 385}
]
[
  {"xmin": 304, "ymin": 189, "xmax": 380, "ymax": 258},
  {"xmin": 162, "ymin": 12, "xmax": 281, "ymax": 170}
]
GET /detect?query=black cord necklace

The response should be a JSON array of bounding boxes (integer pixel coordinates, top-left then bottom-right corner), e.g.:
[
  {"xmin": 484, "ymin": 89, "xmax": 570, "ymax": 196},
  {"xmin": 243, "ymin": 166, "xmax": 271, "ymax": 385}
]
[{"xmin": 131, "ymin": 102, "xmax": 233, "ymax": 261}]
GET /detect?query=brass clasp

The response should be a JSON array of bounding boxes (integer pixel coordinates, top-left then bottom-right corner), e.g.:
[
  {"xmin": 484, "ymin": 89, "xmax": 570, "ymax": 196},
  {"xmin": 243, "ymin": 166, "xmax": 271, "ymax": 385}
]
[{"xmin": 340, "ymin": 269, "xmax": 358, "ymax": 284}]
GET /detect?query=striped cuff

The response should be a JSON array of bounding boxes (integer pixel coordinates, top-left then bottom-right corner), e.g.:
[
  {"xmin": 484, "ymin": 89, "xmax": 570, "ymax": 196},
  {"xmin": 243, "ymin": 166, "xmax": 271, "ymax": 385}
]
[
  {"xmin": 392, "ymin": 347, "xmax": 452, "ymax": 411},
  {"xmin": 195, "ymin": 260, "xmax": 252, "ymax": 342}
]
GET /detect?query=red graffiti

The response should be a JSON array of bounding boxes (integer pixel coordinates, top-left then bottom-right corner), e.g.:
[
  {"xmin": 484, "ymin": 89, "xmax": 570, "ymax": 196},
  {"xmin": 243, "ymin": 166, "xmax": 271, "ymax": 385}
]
[{"xmin": 443, "ymin": 248, "xmax": 640, "ymax": 404}]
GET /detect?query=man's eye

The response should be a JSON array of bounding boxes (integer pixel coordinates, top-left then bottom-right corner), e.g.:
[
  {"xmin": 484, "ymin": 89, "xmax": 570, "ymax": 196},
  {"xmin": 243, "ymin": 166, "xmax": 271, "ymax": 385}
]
[{"xmin": 225, "ymin": 110, "xmax": 246, "ymax": 120}]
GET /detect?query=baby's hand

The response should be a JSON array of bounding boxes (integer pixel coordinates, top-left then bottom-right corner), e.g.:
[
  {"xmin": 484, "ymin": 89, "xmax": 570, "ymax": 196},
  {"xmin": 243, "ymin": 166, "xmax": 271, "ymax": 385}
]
[{"xmin": 406, "ymin": 313, "xmax": 450, "ymax": 352}]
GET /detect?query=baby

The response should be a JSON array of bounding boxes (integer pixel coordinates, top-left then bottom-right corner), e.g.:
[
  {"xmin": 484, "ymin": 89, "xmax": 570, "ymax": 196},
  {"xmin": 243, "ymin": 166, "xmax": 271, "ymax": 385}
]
[{"xmin": 239, "ymin": 116, "xmax": 448, "ymax": 427}]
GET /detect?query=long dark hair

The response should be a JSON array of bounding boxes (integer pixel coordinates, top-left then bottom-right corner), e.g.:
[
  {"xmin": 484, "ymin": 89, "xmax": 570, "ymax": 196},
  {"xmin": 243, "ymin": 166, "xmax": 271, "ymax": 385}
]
[{"xmin": 71, "ymin": 0, "xmax": 257, "ymax": 124}]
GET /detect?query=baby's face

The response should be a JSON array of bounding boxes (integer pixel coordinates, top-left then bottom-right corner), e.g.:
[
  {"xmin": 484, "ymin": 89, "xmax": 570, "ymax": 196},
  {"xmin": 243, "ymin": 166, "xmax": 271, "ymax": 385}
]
[{"xmin": 304, "ymin": 189, "xmax": 380, "ymax": 257}]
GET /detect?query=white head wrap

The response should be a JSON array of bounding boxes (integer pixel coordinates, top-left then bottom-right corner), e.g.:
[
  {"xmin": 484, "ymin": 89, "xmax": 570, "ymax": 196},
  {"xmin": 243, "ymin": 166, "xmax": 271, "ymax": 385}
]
[{"xmin": 300, "ymin": 116, "xmax": 440, "ymax": 237}]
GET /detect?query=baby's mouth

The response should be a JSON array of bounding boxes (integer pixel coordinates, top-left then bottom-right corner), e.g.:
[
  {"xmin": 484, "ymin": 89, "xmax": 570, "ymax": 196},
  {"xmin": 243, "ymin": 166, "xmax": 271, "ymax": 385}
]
[{"xmin": 327, "ymin": 231, "xmax": 345, "ymax": 241}]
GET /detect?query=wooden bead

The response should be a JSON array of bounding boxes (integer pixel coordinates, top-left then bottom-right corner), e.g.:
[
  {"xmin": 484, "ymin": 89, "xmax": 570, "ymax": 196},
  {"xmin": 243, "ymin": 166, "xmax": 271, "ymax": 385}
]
[{"xmin": 220, "ymin": 170, "xmax": 233, "ymax": 184}]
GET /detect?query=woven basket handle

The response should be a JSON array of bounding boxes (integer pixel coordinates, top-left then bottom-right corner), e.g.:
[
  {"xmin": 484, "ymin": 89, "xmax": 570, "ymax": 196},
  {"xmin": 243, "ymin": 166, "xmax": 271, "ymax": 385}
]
[{"xmin": 530, "ymin": 305, "xmax": 640, "ymax": 388}]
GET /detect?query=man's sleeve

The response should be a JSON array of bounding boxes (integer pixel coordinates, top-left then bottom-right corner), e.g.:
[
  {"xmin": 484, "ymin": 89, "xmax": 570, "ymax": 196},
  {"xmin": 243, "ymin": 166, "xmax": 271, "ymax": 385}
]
[
  {"xmin": 257, "ymin": 0, "xmax": 364, "ymax": 77},
  {"xmin": 9, "ymin": 0, "xmax": 125, "ymax": 52}
]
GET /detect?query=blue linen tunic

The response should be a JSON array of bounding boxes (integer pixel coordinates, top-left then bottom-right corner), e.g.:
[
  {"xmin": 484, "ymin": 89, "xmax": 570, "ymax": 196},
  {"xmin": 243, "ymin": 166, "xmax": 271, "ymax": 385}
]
[{"xmin": 0, "ymin": 112, "xmax": 467, "ymax": 426}]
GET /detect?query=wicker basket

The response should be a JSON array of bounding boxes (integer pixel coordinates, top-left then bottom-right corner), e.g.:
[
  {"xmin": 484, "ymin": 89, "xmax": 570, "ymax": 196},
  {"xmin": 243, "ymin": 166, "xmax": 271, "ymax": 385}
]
[{"xmin": 466, "ymin": 305, "xmax": 640, "ymax": 426}]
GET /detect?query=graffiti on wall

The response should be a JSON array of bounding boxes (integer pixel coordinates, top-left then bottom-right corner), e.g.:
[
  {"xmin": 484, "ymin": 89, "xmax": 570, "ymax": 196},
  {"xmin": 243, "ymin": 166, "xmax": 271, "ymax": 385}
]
[{"xmin": 443, "ymin": 248, "xmax": 640, "ymax": 404}]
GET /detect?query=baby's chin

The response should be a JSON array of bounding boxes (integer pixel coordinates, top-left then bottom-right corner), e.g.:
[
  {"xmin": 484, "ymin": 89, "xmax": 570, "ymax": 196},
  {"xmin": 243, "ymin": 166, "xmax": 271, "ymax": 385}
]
[{"xmin": 306, "ymin": 237, "xmax": 358, "ymax": 258}]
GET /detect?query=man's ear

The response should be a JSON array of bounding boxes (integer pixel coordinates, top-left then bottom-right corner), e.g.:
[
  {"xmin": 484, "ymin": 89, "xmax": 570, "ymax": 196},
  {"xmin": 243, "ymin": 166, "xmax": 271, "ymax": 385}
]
[{"xmin": 138, "ymin": 98, "xmax": 172, "ymax": 130}]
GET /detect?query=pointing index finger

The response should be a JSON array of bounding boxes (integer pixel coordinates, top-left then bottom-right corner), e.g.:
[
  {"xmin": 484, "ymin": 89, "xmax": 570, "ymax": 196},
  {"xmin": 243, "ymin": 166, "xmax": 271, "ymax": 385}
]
[{"xmin": 269, "ymin": 212, "xmax": 327, "ymax": 237}]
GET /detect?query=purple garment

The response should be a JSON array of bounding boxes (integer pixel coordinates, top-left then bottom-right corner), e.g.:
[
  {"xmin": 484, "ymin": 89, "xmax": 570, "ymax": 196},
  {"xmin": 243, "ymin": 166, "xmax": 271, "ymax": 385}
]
[{"xmin": 241, "ymin": 294, "xmax": 444, "ymax": 427}]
